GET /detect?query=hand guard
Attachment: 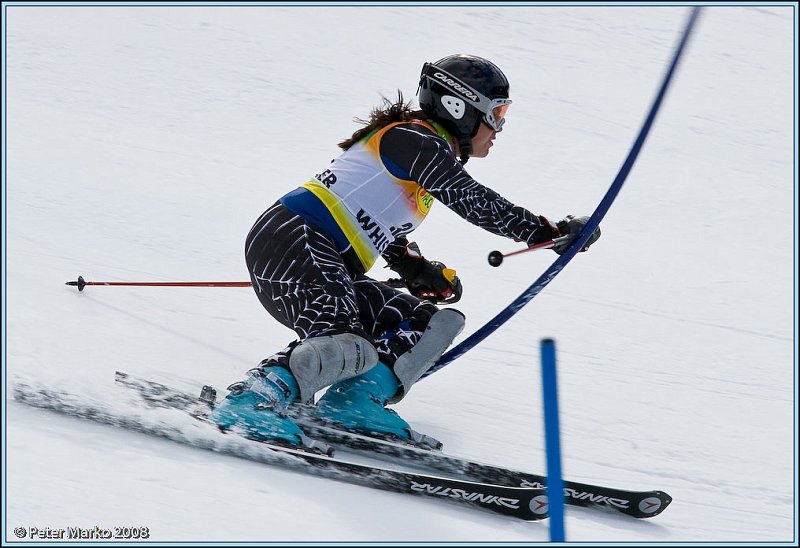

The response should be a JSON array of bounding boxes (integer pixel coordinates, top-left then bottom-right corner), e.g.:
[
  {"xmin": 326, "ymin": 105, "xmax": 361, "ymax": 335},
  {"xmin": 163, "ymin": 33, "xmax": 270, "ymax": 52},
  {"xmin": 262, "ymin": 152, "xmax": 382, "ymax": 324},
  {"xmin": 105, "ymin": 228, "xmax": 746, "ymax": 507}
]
[
  {"xmin": 552, "ymin": 215, "xmax": 602, "ymax": 255},
  {"xmin": 386, "ymin": 242, "xmax": 463, "ymax": 304}
]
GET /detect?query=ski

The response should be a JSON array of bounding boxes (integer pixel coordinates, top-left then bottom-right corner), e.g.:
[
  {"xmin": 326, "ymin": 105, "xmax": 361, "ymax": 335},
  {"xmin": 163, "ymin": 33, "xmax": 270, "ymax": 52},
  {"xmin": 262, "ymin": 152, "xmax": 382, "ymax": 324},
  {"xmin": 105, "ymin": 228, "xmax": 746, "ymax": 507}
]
[
  {"xmin": 12, "ymin": 379, "xmax": 548, "ymax": 522},
  {"xmin": 113, "ymin": 371, "xmax": 671, "ymax": 518},
  {"xmin": 290, "ymin": 415, "xmax": 671, "ymax": 519}
]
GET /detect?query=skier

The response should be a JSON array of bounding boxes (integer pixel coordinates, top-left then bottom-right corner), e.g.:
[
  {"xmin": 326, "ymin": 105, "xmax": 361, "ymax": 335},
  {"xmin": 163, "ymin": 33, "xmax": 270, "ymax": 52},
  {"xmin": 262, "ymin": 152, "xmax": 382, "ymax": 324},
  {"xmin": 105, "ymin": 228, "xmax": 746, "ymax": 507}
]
[{"xmin": 211, "ymin": 54, "xmax": 601, "ymax": 448}]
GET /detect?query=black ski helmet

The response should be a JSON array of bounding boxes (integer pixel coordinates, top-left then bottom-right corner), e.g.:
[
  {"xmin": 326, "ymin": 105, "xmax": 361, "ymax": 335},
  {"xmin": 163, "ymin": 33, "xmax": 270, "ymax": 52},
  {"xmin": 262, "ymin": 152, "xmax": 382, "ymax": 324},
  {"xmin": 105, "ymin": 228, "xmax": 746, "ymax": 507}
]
[{"xmin": 417, "ymin": 54, "xmax": 511, "ymax": 163}]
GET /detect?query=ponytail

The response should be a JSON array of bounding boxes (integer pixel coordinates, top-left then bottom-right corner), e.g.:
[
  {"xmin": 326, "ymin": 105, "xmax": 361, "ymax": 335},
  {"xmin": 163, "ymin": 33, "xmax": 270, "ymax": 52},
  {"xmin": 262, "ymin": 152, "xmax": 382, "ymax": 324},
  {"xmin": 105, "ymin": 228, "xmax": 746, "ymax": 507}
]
[{"xmin": 338, "ymin": 91, "xmax": 425, "ymax": 150}]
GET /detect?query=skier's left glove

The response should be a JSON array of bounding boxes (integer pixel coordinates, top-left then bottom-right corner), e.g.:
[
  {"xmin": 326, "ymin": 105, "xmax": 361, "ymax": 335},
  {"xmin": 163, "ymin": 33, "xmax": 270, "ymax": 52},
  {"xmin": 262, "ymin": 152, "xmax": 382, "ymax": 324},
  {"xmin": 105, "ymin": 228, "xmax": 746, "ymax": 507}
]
[
  {"xmin": 552, "ymin": 215, "xmax": 602, "ymax": 255},
  {"xmin": 386, "ymin": 242, "xmax": 463, "ymax": 304}
]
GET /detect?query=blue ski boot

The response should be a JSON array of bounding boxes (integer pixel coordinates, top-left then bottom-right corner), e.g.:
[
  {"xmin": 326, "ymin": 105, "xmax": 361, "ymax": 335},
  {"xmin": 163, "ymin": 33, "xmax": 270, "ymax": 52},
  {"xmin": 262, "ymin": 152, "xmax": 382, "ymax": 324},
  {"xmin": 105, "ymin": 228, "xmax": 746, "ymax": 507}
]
[
  {"xmin": 212, "ymin": 330, "xmax": 378, "ymax": 452},
  {"xmin": 211, "ymin": 366, "xmax": 306, "ymax": 447},
  {"xmin": 314, "ymin": 361, "xmax": 414, "ymax": 441}
]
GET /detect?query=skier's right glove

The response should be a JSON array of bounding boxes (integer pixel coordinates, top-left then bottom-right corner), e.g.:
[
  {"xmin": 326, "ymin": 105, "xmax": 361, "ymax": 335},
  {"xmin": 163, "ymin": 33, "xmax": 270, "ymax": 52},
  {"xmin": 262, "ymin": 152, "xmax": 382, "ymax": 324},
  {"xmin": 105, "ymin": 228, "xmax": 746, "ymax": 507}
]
[
  {"xmin": 552, "ymin": 215, "xmax": 602, "ymax": 255},
  {"xmin": 386, "ymin": 242, "xmax": 463, "ymax": 304}
]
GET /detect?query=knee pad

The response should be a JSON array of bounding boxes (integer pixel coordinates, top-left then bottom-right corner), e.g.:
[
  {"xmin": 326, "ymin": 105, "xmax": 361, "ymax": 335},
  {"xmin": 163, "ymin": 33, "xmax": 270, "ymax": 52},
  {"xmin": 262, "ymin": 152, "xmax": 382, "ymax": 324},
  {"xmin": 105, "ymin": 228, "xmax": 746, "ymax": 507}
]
[
  {"xmin": 390, "ymin": 308, "xmax": 465, "ymax": 403},
  {"xmin": 288, "ymin": 332, "xmax": 379, "ymax": 403}
]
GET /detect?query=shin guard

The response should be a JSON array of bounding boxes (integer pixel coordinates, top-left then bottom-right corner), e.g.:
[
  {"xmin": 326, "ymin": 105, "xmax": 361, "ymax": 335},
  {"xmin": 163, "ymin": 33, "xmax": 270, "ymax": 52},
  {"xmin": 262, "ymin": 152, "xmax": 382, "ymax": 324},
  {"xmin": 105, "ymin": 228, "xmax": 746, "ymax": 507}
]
[
  {"xmin": 289, "ymin": 332, "xmax": 379, "ymax": 403},
  {"xmin": 390, "ymin": 308, "xmax": 465, "ymax": 403}
]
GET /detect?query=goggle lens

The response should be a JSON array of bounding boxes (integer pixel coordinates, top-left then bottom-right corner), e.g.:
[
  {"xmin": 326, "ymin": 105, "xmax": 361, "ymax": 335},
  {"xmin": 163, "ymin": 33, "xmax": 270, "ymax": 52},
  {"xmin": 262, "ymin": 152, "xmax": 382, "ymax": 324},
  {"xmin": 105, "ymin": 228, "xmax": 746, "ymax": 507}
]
[
  {"xmin": 493, "ymin": 103, "xmax": 510, "ymax": 120},
  {"xmin": 485, "ymin": 100, "xmax": 511, "ymax": 131}
]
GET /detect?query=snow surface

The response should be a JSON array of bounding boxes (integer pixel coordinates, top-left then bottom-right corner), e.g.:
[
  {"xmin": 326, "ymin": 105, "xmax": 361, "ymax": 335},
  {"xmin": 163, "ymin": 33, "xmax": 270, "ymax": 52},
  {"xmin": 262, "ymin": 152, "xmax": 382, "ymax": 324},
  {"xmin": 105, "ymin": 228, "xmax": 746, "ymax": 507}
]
[{"xmin": 4, "ymin": 4, "xmax": 797, "ymax": 544}]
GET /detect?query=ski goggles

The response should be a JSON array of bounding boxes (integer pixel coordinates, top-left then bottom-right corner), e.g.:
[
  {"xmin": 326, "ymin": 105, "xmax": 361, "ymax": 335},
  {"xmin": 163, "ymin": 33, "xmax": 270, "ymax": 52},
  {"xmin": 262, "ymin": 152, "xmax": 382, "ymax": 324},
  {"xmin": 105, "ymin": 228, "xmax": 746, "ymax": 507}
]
[
  {"xmin": 419, "ymin": 63, "xmax": 512, "ymax": 131},
  {"xmin": 484, "ymin": 98, "xmax": 512, "ymax": 131}
]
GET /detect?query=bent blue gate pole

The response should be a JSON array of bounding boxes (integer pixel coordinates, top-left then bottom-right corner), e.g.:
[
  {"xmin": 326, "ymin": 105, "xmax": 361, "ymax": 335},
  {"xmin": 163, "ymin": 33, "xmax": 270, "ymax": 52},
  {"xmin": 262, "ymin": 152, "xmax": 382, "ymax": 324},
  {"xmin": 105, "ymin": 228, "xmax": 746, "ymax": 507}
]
[
  {"xmin": 422, "ymin": 7, "xmax": 703, "ymax": 380},
  {"xmin": 541, "ymin": 338, "xmax": 565, "ymax": 541}
]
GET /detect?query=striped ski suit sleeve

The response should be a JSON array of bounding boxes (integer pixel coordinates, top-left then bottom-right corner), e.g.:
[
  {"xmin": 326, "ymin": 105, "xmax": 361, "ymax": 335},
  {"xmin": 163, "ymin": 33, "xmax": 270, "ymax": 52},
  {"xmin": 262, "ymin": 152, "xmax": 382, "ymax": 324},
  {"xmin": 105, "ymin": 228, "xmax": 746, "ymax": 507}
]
[{"xmin": 379, "ymin": 123, "xmax": 556, "ymax": 247}]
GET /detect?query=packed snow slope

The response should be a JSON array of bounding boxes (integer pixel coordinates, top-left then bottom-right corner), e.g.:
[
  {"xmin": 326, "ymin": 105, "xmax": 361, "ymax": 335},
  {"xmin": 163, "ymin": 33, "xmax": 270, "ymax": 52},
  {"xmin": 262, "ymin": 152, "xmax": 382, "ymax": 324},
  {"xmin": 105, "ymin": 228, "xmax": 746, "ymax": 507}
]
[{"xmin": 4, "ymin": 4, "xmax": 796, "ymax": 544}]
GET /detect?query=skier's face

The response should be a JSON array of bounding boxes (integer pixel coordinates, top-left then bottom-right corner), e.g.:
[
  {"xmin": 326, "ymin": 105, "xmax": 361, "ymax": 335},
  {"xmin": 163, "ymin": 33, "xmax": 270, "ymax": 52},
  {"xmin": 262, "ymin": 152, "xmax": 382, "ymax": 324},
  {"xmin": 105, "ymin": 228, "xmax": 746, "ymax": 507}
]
[{"xmin": 470, "ymin": 122, "xmax": 499, "ymax": 158}]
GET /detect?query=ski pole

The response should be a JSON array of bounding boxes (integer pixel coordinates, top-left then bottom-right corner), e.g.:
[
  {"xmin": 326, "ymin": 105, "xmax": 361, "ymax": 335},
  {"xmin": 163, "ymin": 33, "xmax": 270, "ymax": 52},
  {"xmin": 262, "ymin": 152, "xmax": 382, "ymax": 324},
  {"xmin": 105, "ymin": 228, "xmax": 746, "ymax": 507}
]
[
  {"xmin": 487, "ymin": 235, "xmax": 572, "ymax": 267},
  {"xmin": 66, "ymin": 275, "xmax": 407, "ymax": 292},
  {"xmin": 67, "ymin": 236, "xmax": 566, "ymax": 294},
  {"xmin": 68, "ymin": 236, "xmax": 567, "ymax": 293},
  {"xmin": 65, "ymin": 276, "xmax": 252, "ymax": 292}
]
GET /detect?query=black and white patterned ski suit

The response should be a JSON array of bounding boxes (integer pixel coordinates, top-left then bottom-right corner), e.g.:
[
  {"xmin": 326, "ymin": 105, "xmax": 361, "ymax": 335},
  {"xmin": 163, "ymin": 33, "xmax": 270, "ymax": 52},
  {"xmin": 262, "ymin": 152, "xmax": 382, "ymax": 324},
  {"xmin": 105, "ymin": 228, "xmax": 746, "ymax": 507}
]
[{"xmin": 246, "ymin": 120, "xmax": 555, "ymax": 368}]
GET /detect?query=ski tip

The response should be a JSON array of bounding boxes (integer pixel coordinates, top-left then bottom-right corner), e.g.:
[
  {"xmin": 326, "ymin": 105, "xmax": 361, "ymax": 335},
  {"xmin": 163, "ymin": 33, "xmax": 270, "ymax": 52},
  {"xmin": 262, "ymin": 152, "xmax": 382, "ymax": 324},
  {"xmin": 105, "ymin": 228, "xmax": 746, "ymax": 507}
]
[{"xmin": 636, "ymin": 491, "xmax": 673, "ymax": 518}]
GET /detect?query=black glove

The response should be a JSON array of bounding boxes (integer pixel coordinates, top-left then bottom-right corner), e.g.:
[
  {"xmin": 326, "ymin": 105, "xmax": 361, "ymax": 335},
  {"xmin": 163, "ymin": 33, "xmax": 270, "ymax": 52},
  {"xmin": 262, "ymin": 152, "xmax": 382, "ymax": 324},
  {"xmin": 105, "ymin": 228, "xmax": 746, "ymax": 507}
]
[
  {"xmin": 552, "ymin": 215, "xmax": 602, "ymax": 255},
  {"xmin": 528, "ymin": 215, "xmax": 561, "ymax": 245},
  {"xmin": 386, "ymin": 242, "xmax": 463, "ymax": 304}
]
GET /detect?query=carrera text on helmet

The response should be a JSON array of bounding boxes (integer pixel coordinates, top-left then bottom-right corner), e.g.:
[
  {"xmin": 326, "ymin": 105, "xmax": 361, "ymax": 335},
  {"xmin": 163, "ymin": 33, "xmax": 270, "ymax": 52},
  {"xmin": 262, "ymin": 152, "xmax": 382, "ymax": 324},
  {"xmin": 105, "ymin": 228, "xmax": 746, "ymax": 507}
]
[{"xmin": 432, "ymin": 72, "xmax": 479, "ymax": 101}]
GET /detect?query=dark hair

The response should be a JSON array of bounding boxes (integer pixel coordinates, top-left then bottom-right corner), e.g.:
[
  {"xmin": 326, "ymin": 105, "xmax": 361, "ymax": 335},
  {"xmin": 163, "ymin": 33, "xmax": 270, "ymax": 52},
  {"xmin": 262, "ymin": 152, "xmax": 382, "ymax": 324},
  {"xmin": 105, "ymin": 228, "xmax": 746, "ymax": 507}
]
[{"xmin": 338, "ymin": 91, "xmax": 426, "ymax": 150}]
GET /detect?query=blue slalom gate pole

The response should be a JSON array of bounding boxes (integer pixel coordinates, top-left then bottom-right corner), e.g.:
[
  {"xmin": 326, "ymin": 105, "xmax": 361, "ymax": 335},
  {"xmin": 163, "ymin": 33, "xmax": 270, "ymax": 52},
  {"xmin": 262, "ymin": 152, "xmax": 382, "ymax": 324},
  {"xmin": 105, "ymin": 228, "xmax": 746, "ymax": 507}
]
[
  {"xmin": 541, "ymin": 338, "xmax": 565, "ymax": 541},
  {"xmin": 422, "ymin": 7, "xmax": 703, "ymax": 380}
]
